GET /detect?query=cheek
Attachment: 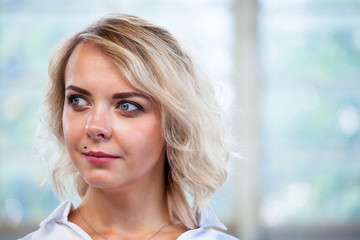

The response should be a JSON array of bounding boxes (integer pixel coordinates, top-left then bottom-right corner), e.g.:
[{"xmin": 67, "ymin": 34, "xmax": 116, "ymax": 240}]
[
  {"xmin": 62, "ymin": 108, "xmax": 84, "ymax": 147},
  {"xmin": 117, "ymin": 120, "xmax": 164, "ymax": 155},
  {"xmin": 137, "ymin": 121, "xmax": 165, "ymax": 153},
  {"xmin": 62, "ymin": 112, "xmax": 74, "ymax": 148}
]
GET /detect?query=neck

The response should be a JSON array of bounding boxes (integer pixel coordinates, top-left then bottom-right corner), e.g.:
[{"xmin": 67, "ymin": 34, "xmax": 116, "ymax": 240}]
[{"xmin": 77, "ymin": 179, "xmax": 169, "ymax": 236}]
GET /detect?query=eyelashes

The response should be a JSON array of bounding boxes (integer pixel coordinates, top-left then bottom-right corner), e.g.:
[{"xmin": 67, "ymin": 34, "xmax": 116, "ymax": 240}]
[
  {"xmin": 66, "ymin": 94, "xmax": 144, "ymax": 113},
  {"xmin": 116, "ymin": 101, "xmax": 144, "ymax": 112},
  {"xmin": 66, "ymin": 94, "xmax": 89, "ymax": 107}
]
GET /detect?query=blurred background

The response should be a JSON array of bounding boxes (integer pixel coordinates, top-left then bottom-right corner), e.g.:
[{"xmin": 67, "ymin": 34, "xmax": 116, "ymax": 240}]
[{"xmin": 1, "ymin": 0, "xmax": 360, "ymax": 239}]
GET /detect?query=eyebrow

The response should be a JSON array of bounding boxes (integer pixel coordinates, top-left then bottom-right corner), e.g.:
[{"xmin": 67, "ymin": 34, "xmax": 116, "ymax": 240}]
[
  {"xmin": 65, "ymin": 85, "xmax": 91, "ymax": 96},
  {"xmin": 112, "ymin": 92, "xmax": 149, "ymax": 100},
  {"xmin": 65, "ymin": 85, "xmax": 149, "ymax": 100}
]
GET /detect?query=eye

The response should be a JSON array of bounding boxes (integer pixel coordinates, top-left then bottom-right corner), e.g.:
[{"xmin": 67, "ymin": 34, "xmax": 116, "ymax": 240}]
[
  {"xmin": 119, "ymin": 102, "xmax": 139, "ymax": 111},
  {"xmin": 67, "ymin": 95, "xmax": 89, "ymax": 107},
  {"xmin": 71, "ymin": 97, "xmax": 87, "ymax": 106}
]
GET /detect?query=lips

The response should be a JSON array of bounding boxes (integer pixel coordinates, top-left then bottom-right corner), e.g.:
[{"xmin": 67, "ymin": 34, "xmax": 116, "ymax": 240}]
[{"xmin": 84, "ymin": 151, "xmax": 119, "ymax": 164}]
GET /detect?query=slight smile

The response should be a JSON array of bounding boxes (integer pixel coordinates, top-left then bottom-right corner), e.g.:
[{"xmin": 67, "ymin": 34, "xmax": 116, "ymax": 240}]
[{"xmin": 84, "ymin": 151, "xmax": 120, "ymax": 164}]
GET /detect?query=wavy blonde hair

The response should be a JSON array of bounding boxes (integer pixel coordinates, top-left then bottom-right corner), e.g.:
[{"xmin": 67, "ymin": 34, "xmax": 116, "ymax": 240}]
[{"xmin": 42, "ymin": 14, "xmax": 228, "ymax": 229}]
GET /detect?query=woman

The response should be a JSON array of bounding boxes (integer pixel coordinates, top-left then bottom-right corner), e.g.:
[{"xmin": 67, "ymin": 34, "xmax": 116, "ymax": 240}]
[{"xmin": 21, "ymin": 14, "xmax": 238, "ymax": 240}]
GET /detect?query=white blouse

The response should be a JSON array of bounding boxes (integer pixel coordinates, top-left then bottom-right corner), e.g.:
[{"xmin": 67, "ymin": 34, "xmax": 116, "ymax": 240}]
[{"xmin": 19, "ymin": 201, "xmax": 239, "ymax": 240}]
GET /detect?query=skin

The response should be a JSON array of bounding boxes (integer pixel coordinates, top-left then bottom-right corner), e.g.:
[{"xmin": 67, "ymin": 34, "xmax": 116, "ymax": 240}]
[{"xmin": 63, "ymin": 43, "xmax": 185, "ymax": 239}]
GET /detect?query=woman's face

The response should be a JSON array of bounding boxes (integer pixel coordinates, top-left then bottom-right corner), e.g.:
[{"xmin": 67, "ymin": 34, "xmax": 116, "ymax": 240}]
[{"xmin": 62, "ymin": 43, "xmax": 166, "ymax": 191}]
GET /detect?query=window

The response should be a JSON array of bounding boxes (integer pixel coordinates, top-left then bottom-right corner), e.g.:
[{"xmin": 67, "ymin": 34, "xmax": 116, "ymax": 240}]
[{"xmin": 257, "ymin": 0, "xmax": 360, "ymax": 239}]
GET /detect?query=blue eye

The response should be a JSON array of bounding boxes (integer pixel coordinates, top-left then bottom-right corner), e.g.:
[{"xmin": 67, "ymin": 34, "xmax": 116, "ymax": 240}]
[{"xmin": 119, "ymin": 102, "xmax": 139, "ymax": 111}]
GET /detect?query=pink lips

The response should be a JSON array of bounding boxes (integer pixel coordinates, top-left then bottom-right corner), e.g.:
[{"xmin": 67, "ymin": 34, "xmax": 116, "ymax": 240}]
[{"xmin": 84, "ymin": 151, "xmax": 119, "ymax": 164}]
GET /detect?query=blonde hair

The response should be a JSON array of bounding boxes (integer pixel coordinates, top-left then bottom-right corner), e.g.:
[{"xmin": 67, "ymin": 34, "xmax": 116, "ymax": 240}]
[{"xmin": 43, "ymin": 14, "xmax": 228, "ymax": 229}]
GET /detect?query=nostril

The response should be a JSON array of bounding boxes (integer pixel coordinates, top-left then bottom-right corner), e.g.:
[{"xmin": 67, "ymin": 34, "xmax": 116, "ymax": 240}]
[
  {"xmin": 97, "ymin": 133, "xmax": 105, "ymax": 140},
  {"xmin": 85, "ymin": 124, "xmax": 112, "ymax": 141}
]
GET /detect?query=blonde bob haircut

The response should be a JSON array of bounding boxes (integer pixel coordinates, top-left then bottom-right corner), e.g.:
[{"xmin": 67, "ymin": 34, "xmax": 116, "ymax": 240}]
[{"xmin": 43, "ymin": 14, "xmax": 228, "ymax": 229}]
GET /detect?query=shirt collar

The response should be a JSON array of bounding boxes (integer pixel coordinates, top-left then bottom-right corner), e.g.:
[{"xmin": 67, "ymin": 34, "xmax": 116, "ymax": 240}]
[
  {"xmin": 199, "ymin": 205, "xmax": 227, "ymax": 230},
  {"xmin": 40, "ymin": 200, "xmax": 73, "ymax": 227}
]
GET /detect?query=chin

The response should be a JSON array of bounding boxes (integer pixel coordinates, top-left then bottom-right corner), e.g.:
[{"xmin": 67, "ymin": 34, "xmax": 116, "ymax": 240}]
[{"xmin": 82, "ymin": 171, "xmax": 118, "ymax": 188}]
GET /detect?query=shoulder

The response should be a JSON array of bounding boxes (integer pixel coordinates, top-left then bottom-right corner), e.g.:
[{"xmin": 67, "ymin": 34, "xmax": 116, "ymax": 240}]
[
  {"xmin": 18, "ymin": 221, "xmax": 85, "ymax": 240},
  {"xmin": 18, "ymin": 201, "xmax": 90, "ymax": 240},
  {"xmin": 177, "ymin": 206, "xmax": 239, "ymax": 239},
  {"xmin": 177, "ymin": 205, "xmax": 239, "ymax": 240},
  {"xmin": 178, "ymin": 227, "xmax": 239, "ymax": 240}
]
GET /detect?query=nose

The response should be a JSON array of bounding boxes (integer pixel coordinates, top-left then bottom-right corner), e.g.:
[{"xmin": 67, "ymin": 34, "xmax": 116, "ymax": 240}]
[{"xmin": 85, "ymin": 111, "xmax": 112, "ymax": 141}]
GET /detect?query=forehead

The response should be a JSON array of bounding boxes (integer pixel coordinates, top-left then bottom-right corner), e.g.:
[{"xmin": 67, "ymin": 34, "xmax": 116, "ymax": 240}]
[
  {"xmin": 66, "ymin": 43, "xmax": 115, "ymax": 77},
  {"xmin": 65, "ymin": 43, "xmax": 133, "ymax": 89}
]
